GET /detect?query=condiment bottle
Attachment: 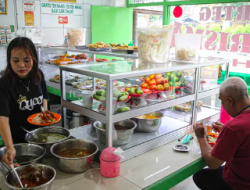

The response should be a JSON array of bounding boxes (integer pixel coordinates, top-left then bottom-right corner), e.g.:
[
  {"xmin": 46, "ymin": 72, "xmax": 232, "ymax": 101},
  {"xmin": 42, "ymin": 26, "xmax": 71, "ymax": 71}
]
[
  {"xmin": 128, "ymin": 41, "xmax": 134, "ymax": 50},
  {"xmin": 100, "ymin": 147, "xmax": 122, "ymax": 178},
  {"xmin": 127, "ymin": 41, "xmax": 134, "ymax": 54}
]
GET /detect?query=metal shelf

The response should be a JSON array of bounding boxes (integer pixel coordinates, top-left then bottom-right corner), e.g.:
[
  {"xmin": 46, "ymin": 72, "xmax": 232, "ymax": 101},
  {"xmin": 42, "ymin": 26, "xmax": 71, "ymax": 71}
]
[
  {"xmin": 38, "ymin": 46, "xmax": 138, "ymax": 59},
  {"xmin": 59, "ymin": 59, "xmax": 229, "ymax": 81},
  {"xmin": 57, "ymin": 56, "xmax": 230, "ymax": 149},
  {"xmin": 198, "ymin": 87, "xmax": 220, "ymax": 99},
  {"xmin": 163, "ymin": 106, "xmax": 220, "ymax": 123},
  {"xmin": 67, "ymin": 94, "xmax": 195, "ymax": 123},
  {"xmin": 112, "ymin": 94, "xmax": 195, "ymax": 123},
  {"xmin": 70, "ymin": 105, "xmax": 220, "ymax": 162}
]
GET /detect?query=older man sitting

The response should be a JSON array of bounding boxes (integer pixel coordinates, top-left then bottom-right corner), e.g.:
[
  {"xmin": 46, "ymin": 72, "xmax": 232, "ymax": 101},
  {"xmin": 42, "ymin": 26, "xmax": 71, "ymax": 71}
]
[{"xmin": 193, "ymin": 77, "xmax": 250, "ymax": 190}]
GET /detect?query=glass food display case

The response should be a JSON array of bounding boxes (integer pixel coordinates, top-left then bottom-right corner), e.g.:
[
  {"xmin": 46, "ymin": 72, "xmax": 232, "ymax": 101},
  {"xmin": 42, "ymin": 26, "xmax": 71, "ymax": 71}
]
[{"xmin": 59, "ymin": 58, "xmax": 229, "ymax": 161}]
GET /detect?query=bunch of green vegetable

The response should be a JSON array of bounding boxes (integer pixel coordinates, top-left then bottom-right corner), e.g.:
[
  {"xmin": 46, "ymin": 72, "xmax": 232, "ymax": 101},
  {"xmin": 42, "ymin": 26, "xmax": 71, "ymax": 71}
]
[
  {"xmin": 117, "ymin": 107, "xmax": 130, "ymax": 113},
  {"xmin": 125, "ymin": 86, "xmax": 143, "ymax": 95},
  {"xmin": 165, "ymin": 71, "xmax": 187, "ymax": 87},
  {"xmin": 93, "ymin": 90, "xmax": 129, "ymax": 102}
]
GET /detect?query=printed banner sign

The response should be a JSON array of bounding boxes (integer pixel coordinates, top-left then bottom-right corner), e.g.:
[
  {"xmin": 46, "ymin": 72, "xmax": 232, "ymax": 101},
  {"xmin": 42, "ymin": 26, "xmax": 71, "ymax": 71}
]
[
  {"xmin": 41, "ymin": 2, "xmax": 83, "ymax": 15},
  {"xmin": 23, "ymin": 2, "xmax": 35, "ymax": 11},
  {"xmin": 24, "ymin": 11, "xmax": 34, "ymax": 26},
  {"xmin": 58, "ymin": 16, "xmax": 68, "ymax": 24}
]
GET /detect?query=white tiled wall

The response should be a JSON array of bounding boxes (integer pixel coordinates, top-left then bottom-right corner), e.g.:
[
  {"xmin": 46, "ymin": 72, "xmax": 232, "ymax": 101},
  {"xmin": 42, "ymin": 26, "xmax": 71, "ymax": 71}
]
[
  {"xmin": 0, "ymin": 0, "xmax": 124, "ymax": 70},
  {"xmin": 0, "ymin": 47, "xmax": 7, "ymax": 71},
  {"xmin": 13, "ymin": 0, "xmax": 115, "ymax": 46}
]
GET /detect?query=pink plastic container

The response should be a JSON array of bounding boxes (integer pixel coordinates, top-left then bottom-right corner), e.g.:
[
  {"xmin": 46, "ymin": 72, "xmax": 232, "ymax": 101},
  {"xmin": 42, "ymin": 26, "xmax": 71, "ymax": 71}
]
[
  {"xmin": 220, "ymin": 105, "xmax": 233, "ymax": 124},
  {"xmin": 100, "ymin": 147, "xmax": 121, "ymax": 178}
]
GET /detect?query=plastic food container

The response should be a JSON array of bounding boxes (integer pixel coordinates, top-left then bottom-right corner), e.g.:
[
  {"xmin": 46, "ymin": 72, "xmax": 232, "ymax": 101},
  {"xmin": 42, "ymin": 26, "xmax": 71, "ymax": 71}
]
[
  {"xmin": 100, "ymin": 147, "xmax": 121, "ymax": 178},
  {"xmin": 137, "ymin": 26, "xmax": 173, "ymax": 63},
  {"xmin": 175, "ymin": 34, "xmax": 202, "ymax": 61},
  {"xmin": 67, "ymin": 28, "xmax": 86, "ymax": 47}
]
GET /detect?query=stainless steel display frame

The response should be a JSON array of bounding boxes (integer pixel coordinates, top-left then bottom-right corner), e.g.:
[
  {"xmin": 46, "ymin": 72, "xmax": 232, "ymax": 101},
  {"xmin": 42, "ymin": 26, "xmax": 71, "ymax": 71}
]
[
  {"xmin": 37, "ymin": 46, "xmax": 138, "ymax": 61},
  {"xmin": 59, "ymin": 58, "xmax": 230, "ymax": 148}
]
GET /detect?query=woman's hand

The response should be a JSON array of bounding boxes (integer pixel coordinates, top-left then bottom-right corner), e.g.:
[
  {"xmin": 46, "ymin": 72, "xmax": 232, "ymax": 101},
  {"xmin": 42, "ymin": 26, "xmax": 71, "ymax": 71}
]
[
  {"xmin": 212, "ymin": 121, "xmax": 223, "ymax": 133},
  {"xmin": 194, "ymin": 122, "xmax": 207, "ymax": 139},
  {"xmin": 2, "ymin": 147, "xmax": 16, "ymax": 167}
]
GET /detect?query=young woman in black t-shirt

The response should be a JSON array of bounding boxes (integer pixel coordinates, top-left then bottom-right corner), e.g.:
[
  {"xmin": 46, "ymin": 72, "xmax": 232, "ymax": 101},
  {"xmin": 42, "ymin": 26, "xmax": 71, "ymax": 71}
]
[{"xmin": 0, "ymin": 37, "xmax": 48, "ymax": 166}]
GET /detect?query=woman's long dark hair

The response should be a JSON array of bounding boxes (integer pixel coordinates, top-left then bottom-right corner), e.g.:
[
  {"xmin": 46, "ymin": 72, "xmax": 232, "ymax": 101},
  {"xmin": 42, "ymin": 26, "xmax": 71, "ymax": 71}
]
[{"xmin": 2, "ymin": 37, "xmax": 41, "ymax": 84}]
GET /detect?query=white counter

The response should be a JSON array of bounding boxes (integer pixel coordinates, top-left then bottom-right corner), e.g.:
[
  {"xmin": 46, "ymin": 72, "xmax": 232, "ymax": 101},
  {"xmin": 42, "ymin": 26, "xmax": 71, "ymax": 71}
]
[{"xmin": 0, "ymin": 139, "xmax": 202, "ymax": 190}]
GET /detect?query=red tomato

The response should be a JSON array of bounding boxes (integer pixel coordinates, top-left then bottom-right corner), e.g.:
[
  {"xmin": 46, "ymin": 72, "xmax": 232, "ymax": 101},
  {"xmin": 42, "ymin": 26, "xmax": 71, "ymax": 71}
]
[
  {"xmin": 163, "ymin": 78, "xmax": 168, "ymax": 83},
  {"xmin": 149, "ymin": 85, "xmax": 157, "ymax": 90},
  {"xmin": 149, "ymin": 79, "xmax": 156, "ymax": 86},
  {"xmin": 154, "ymin": 73, "xmax": 162, "ymax": 79},
  {"xmin": 145, "ymin": 77, "xmax": 151, "ymax": 83},
  {"xmin": 141, "ymin": 83, "xmax": 149, "ymax": 89},
  {"xmin": 163, "ymin": 83, "xmax": 170, "ymax": 90},
  {"xmin": 156, "ymin": 84, "xmax": 164, "ymax": 91},
  {"xmin": 149, "ymin": 74, "xmax": 155, "ymax": 79},
  {"xmin": 156, "ymin": 78, "xmax": 163, "ymax": 84}
]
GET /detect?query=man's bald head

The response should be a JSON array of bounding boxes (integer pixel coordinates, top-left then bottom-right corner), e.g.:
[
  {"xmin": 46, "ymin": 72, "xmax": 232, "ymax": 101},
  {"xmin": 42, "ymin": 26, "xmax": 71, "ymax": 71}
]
[{"xmin": 220, "ymin": 77, "xmax": 249, "ymax": 102}]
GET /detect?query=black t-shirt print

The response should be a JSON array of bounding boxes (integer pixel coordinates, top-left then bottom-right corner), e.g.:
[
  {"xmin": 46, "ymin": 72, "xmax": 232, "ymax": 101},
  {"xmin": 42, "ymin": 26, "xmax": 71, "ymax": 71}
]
[{"xmin": 0, "ymin": 70, "xmax": 48, "ymax": 143}]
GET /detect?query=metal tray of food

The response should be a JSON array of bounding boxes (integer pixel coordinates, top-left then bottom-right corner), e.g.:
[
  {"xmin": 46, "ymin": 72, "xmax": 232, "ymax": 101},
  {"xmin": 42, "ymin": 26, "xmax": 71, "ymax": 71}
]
[
  {"xmin": 75, "ymin": 46, "xmax": 88, "ymax": 50},
  {"xmin": 89, "ymin": 48, "xmax": 110, "ymax": 51},
  {"xmin": 111, "ymin": 49, "xmax": 127, "ymax": 52}
]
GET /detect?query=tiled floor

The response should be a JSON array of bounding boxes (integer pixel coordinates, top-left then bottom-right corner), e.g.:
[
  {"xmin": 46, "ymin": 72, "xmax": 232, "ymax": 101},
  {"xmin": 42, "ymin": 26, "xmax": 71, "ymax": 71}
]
[{"xmin": 171, "ymin": 177, "xmax": 199, "ymax": 190}]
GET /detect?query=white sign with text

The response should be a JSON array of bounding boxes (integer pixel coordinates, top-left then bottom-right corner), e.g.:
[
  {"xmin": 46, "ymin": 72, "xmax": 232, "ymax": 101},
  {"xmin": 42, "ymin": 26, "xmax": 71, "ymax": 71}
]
[{"xmin": 41, "ymin": 2, "xmax": 83, "ymax": 16}]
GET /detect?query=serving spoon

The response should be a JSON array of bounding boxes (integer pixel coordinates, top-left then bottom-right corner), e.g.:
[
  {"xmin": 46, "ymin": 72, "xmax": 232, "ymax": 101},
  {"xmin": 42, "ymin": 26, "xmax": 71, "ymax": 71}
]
[
  {"xmin": 21, "ymin": 127, "xmax": 38, "ymax": 139},
  {"xmin": 10, "ymin": 163, "xmax": 24, "ymax": 188}
]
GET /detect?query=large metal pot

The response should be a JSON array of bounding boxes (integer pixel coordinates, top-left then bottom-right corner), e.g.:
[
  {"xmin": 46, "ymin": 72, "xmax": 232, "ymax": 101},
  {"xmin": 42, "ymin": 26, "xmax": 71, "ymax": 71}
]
[
  {"xmin": 25, "ymin": 127, "xmax": 70, "ymax": 158},
  {"xmin": 93, "ymin": 120, "xmax": 137, "ymax": 146},
  {"xmin": 51, "ymin": 139, "xmax": 98, "ymax": 173},
  {"xmin": 0, "ymin": 144, "xmax": 46, "ymax": 176},
  {"xmin": 132, "ymin": 111, "xmax": 163, "ymax": 133},
  {"xmin": 5, "ymin": 164, "xmax": 56, "ymax": 190}
]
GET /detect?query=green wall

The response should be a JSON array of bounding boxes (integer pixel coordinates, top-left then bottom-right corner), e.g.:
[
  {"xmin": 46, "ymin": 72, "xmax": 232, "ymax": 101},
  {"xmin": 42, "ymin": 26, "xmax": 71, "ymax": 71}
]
[{"xmin": 91, "ymin": 6, "xmax": 133, "ymax": 45}]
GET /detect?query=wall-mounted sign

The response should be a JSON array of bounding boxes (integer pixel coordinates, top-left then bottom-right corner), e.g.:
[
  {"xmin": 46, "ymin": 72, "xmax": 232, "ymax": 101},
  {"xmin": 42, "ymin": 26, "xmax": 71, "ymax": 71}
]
[
  {"xmin": 58, "ymin": 16, "xmax": 68, "ymax": 24},
  {"xmin": 49, "ymin": 0, "xmax": 77, "ymax": 2},
  {"xmin": 0, "ymin": 0, "xmax": 7, "ymax": 15},
  {"xmin": 24, "ymin": 11, "xmax": 34, "ymax": 26},
  {"xmin": 23, "ymin": 2, "xmax": 35, "ymax": 11},
  {"xmin": 41, "ymin": 2, "xmax": 83, "ymax": 15},
  {"xmin": 199, "ymin": 5, "xmax": 250, "ymax": 21}
]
